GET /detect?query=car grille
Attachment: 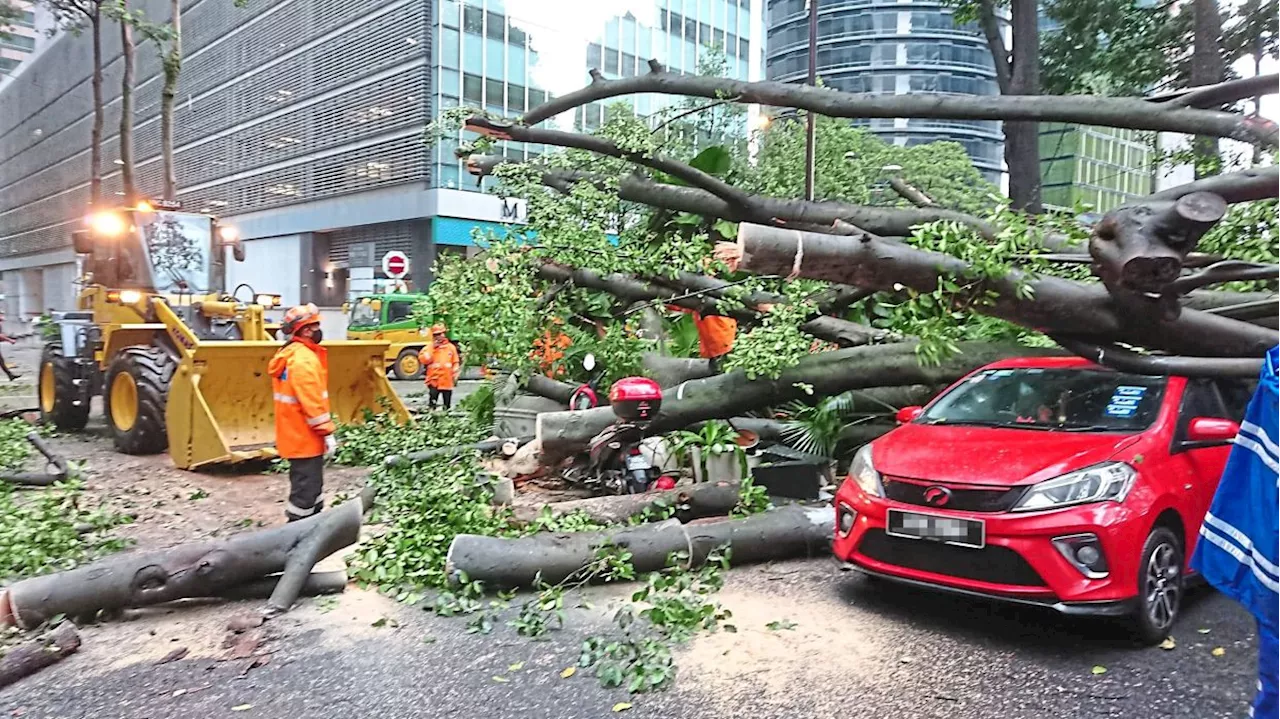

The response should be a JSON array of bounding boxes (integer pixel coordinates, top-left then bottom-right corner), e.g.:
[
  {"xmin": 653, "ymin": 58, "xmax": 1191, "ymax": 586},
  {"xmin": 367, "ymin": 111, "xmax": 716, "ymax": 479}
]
[
  {"xmin": 856, "ymin": 529, "xmax": 1046, "ymax": 587},
  {"xmin": 882, "ymin": 476, "xmax": 1025, "ymax": 513}
]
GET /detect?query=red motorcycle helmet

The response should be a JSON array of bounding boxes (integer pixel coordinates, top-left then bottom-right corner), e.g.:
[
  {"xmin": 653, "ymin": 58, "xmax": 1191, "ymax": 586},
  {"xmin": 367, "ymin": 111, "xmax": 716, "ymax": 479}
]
[{"xmin": 608, "ymin": 377, "xmax": 662, "ymax": 422}]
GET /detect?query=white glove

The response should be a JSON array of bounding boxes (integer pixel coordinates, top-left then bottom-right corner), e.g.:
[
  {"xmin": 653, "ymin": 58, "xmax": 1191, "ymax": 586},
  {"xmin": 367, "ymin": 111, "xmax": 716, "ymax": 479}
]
[{"xmin": 324, "ymin": 435, "xmax": 338, "ymax": 458}]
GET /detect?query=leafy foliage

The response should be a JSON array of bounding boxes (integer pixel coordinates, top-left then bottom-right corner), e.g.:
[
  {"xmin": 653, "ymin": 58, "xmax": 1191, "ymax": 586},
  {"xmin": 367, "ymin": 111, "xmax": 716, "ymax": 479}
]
[
  {"xmin": 0, "ymin": 421, "xmax": 129, "ymax": 581},
  {"xmin": 333, "ymin": 409, "xmax": 485, "ymax": 467}
]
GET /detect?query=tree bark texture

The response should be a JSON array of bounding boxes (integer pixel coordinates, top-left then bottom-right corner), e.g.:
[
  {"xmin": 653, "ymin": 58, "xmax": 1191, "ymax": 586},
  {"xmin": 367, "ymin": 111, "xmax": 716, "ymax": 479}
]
[
  {"xmin": 1146, "ymin": 165, "xmax": 1279, "ymax": 204},
  {"xmin": 160, "ymin": 0, "xmax": 181, "ymax": 199},
  {"xmin": 1004, "ymin": 0, "xmax": 1042, "ymax": 212},
  {"xmin": 1053, "ymin": 336, "xmax": 1264, "ymax": 377},
  {"xmin": 446, "ymin": 505, "xmax": 833, "ymax": 589},
  {"xmin": 512, "ymin": 480, "xmax": 745, "ymax": 525},
  {"xmin": 0, "ymin": 623, "xmax": 80, "ymax": 689},
  {"xmin": 89, "ymin": 10, "xmax": 104, "ymax": 205},
  {"xmin": 0, "ymin": 432, "xmax": 70, "ymax": 486},
  {"xmin": 515, "ymin": 71, "xmax": 1277, "ymax": 149},
  {"xmin": 1190, "ymin": 0, "xmax": 1227, "ymax": 176},
  {"xmin": 214, "ymin": 571, "xmax": 348, "ymax": 602},
  {"xmin": 537, "ymin": 342, "xmax": 1051, "ymax": 461},
  {"xmin": 731, "ymin": 223, "xmax": 1276, "ymax": 358},
  {"xmin": 524, "ymin": 374, "xmax": 576, "ymax": 404},
  {"xmin": 0, "ymin": 488, "xmax": 373, "ymax": 628},
  {"xmin": 118, "ymin": 5, "xmax": 136, "ymax": 201}
]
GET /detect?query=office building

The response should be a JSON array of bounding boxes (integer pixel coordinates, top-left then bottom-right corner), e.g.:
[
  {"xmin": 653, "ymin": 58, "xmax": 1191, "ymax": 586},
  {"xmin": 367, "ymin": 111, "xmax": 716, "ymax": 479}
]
[
  {"xmin": 1040, "ymin": 123, "xmax": 1156, "ymax": 212},
  {"xmin": 0, "ymin": 0, "xmax": 763, "ymax": 320},
  {"xmin": 764, "ymin": 0, "xmax": 1004, "ymax": 183},
  {"xmin": 0, "ymin": 1, "xmax": 37, "ymax": 77}
]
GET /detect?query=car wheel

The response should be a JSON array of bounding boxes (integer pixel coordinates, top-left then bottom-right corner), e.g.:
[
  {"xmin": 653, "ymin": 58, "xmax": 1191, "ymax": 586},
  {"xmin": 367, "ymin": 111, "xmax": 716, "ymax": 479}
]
[{"xmin": 1130, "ymin": 526, "xmax": 1184, "ymax": 645}]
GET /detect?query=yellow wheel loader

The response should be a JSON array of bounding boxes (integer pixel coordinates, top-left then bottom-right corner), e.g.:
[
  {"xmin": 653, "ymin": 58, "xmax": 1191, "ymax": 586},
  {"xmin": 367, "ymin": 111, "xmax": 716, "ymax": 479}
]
[{"xmin": 39, "ymin": 203, "xmax": 409, "ymax": 470}]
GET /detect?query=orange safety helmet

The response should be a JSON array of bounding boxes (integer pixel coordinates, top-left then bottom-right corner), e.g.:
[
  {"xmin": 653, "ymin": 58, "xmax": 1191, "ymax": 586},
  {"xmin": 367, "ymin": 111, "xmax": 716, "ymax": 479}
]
[
  {"xmin": 430, "ymin": 323, "xmax": 447, "ymax": 335},
  {"xmin": 281, "ymin": 303, "xmax": 321, "ymax": 336}
]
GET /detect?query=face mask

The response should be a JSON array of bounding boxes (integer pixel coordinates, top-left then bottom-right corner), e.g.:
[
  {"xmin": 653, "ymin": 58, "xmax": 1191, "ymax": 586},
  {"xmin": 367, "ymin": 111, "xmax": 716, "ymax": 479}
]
[{"xmin": 309, "ymin": 329, "xmax": 324, "ymax": 344}]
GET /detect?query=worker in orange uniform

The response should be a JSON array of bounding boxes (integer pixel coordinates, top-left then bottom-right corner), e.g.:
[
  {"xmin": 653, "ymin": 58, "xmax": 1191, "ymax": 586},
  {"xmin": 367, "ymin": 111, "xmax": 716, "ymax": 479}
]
[
  {"xmin": 418, "ymin": 324, "xmax": 461, "ymax": 409},
  {"xmin": 532, "ymin": 325, "xmax": 573, "ymax": 378},
  {"xmin": 269, "ymin": 303, "xmax": 337, "ymax": 522},
  {"xmin": 668, "ymin": 306, "xmax": 738, "ymax": 373}
]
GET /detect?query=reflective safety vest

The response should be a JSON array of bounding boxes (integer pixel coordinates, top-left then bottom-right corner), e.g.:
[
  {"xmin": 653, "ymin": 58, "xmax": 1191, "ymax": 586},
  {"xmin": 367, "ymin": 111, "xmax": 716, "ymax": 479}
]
[
  {"xmin": 269, "ymin": 339, "xmax": 336, "ymax": 459},
  {"xmin": 1192, "ymin": 345, "xmax": 1279, "ymax": 632},
  {"xmin": 419, "ymin": 341, "xmax": 460, "ymax": 390}
]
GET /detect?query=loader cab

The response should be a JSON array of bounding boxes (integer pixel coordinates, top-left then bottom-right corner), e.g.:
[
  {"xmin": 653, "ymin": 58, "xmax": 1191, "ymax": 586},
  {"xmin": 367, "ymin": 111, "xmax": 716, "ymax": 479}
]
[{"xmin": 345, "ymin": 293, "xmax": 430, "ymax": 380}]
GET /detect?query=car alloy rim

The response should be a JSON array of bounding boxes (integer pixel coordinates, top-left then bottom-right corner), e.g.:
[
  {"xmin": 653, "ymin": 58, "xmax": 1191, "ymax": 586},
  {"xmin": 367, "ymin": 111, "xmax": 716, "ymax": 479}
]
[{"xmin": 1145, "ymin": 542, "xmax": 1181, "ymax": 629}]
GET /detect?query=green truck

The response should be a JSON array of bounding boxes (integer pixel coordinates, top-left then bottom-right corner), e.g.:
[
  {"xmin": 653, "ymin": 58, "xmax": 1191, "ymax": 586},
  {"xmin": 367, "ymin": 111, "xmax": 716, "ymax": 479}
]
[{"xmin": 345, "ymin": 293, "xmax": 428, "ymax": 380}]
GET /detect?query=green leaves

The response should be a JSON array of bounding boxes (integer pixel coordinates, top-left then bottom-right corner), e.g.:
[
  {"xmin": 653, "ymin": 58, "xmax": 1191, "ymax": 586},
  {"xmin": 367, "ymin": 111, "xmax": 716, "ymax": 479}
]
[{"xmin": 687, "ymin": 146, "xmax": 733, "ymax": 178}]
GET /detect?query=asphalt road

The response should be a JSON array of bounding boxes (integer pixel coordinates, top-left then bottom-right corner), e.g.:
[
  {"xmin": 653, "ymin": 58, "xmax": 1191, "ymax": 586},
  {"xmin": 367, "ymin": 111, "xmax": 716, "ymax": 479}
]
[{"xmin": 0, "ymin": 560, "xmax": 1259, "ymax": 719}]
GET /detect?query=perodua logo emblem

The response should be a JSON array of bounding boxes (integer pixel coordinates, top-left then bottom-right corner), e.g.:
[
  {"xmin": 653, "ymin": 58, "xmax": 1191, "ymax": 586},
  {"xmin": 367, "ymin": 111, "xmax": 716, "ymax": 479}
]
[{"xmin": 923, "ymin": 486, "xmax": 952, "ymax": 506}]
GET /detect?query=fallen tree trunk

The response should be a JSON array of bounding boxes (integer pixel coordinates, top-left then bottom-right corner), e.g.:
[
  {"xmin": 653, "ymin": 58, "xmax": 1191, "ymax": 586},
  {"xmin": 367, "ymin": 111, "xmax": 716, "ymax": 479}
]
[
  {"xmin": 538, "ymin": 341, "xmax": 1050, "ymax": 461},
  {"xmin": 1053, "ymin": 336, "xmax": 1264, "ymax": 378},
  {"xmin": 513, "ymin": 480, "xmax": 744, "ymax": 525},
  {"xmin": 446, "ymin": 504, "xmax": 832, "ymax": 588},
  {"xmin": 0, "ymin": 622, "xmax": 80, "ymax": 689},
  {"xmin": 0, "ymin": 488, "xmax": 375, "ymax": 628},
  {"xmin": 215, "ymin": 571, "xmax": 348, "ymax": 601},
  {"xmin": 385, "ymin": 437, "xmax": 532, "ymax": 467},
  {"xmin": 730, "ymin": 223, "xmax": 1277, "ymax": 358}
]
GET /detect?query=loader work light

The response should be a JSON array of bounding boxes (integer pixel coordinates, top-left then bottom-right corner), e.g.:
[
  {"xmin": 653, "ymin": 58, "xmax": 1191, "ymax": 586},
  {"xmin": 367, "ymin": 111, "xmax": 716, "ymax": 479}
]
[
  {"xmin": 87, "ymin": 211, "xmax": 127, "ymax": 237},
  {"xmin": 218, "ymin": 225, "xmax": 240, "ymax": 243},
  {"xmin": 254, "ymin": 293, "xmax": 282, "ymax": 307}
]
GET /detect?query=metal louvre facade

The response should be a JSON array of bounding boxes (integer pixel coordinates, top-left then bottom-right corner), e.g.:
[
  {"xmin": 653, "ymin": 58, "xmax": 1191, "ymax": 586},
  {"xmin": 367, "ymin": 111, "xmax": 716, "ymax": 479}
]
[{"xmin": 0, "ymin": 0, "xmax": 430, "ymax": 261}]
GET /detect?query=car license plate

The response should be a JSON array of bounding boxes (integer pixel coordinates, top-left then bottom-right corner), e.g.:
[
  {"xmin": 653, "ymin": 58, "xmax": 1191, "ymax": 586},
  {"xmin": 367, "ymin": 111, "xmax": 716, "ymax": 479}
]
[
  {"xmin": 625, "ymin": 454, "xmax": 650, "ymax": 470},
  {"xmin": 886, "ymin": 509, "xmax": 985, "ymax": 549}
]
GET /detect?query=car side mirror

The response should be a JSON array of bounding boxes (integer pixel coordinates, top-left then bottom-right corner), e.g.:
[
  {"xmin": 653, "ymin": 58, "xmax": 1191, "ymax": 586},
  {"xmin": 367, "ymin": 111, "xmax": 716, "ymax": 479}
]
[
  {"xmin": 896, "ymin": 406, "xmax": 924, "ymax": 424},
  {"xmin": 1185, "ymin": 417, "xmax": 1240, "ymax": 445}
]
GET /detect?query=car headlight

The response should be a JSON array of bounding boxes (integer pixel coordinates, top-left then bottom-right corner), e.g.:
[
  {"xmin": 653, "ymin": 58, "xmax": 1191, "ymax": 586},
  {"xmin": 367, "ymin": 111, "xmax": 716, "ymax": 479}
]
[
  {"xmin": 1012, "ymin": 462, "xmax": 1136, "ymax": 512},
  {"xmin": 848, "ymin": 444, "xmax": 884, "ymax": 498}
]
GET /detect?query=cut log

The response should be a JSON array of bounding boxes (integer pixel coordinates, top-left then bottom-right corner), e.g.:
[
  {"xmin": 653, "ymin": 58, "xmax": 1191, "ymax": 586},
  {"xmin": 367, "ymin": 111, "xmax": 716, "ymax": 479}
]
[
  {"xmin": 214, "ymin": 571, "xmax": 348, "ymax": 601},
  {"xmin": 642, "ymin": 353, "xmax": 713, "ymax": 387},
  {"xmin": 446, "ymin": 504, "xmax": 833, "ymax": 588},
  {"xmin": 538, "ymin": 341, "xmax": 1049, "ymax": 461},
  {"xmin": 513, "ymin": 480, "xmax": 744, "ymax": 525},
  {"xmin": 1, "ymin": 488, "xmax": 375, "ymax": 628},
  {"xmin": 1090, "ymin": 193, "xmax": 1228, "ymax": 295},
  {"xmin": 0, "ymin": 622, "xmax": 80, "ymax": 689}
]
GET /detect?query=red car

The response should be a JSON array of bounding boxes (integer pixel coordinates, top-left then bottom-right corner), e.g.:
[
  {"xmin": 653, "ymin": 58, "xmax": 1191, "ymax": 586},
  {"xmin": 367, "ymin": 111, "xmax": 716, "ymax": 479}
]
[{"xmin": 834, "ymin": 356, "xmax": 1254, "ymax": 643}]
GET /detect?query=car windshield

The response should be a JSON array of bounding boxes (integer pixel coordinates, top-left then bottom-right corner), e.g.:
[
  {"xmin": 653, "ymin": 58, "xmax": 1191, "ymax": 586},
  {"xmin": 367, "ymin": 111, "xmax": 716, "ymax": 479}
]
[
  {"xmin": 920, "ymin": 367, "xmax": 1168, "ymax": 432},
  {"xmin": 349, "ymin": 300, "xmax": 379, "ymax": 328}
]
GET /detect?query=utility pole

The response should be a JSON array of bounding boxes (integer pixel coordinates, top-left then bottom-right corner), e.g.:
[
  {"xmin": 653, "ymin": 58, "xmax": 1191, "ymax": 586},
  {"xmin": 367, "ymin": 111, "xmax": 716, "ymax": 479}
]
[{"xmin": 804, "ymin": 0, "xmax": 817, "ymax": 201}]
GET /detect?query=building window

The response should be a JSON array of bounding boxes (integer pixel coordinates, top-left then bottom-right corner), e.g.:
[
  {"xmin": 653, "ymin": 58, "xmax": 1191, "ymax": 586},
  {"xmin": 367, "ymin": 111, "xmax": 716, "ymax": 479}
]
[
  {"xmin": 486, "ymin": 77, "xmax": 504, "ymax": 107},
  {"xmin": 0, "ymin": 34, "xmax": 34, "ymax": 51},
  {"xmin": 463, "ymin": 5, "xmax": 483, "ymax": 34},
  {"xmin": 485, "ymin": 10, "xmax": 504, "ymax": 41},
  {"xmin": 587, "ymin": 42, "xmax": 602, "ymax": 69},
  {"xmin": 604, "ymin": 48, "xmax": 619, "ymax": 74},
  {"xmin": 463, "ymin": 73, "xmax": 482, "ymax": 103},
  {"xmin": 738, "ymin": 36, "xmax": 748, "ymax": 59},
  {"xmin": 621, "ymin": 52, "xmax": 635, "ymax": 76},
  {"xmin": 509, "ymin": 25, "xmax": 526, "ymax": 48}
]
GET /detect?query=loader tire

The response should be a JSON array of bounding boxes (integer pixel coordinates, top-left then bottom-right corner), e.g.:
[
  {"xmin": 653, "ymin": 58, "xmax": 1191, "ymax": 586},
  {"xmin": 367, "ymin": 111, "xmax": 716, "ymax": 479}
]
[
  {"xmin": 105, "ymin": 346, "xmax": 175, "ymax": 455},
  {"xmin": 393, "ymin": 347, "xmax": 425, "ymax": 381},
  {"xmin": 39, "ymin": 342, "xmax": 90, "ymax": 431}
]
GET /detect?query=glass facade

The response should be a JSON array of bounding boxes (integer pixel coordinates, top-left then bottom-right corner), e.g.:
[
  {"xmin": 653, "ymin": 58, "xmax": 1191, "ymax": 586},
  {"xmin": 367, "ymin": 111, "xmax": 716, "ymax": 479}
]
[
  {"xmin": 432, "ymin": 0, "xmax": 760, "ymax": 190},
  {"xmin": 764, "ymin": 0, "xmax": 1004, "ymax": 182},
  {"xmin": 1040, "ymin": 124, "xmax": 1155, "ymax": 212}
]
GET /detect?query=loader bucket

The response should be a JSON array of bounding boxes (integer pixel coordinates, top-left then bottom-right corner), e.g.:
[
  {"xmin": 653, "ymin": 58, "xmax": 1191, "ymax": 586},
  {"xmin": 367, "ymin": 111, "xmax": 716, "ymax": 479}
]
[{"xmin": 166, "ymin": 340, "xmax": 408, "ymax": 470}]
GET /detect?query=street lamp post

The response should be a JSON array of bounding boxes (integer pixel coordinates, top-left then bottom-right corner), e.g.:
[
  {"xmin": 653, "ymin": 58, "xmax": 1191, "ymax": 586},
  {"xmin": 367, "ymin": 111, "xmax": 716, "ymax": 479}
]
[{"xmin": 804, "ymin": 0, "xmax": 818, "ymax": 201}]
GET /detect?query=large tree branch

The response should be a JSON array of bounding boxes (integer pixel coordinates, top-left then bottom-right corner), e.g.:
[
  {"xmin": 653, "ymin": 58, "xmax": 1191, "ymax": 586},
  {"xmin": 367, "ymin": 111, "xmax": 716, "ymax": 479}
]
[
  {"xmin": 465, "ymin": 116, "xmax": 758, "ymax": 213},
  {"xmin": 726, "ymin": 223, "xmax": 1277, "ymax": 358},
  {"xmin": 1165, "ymin": 260, "xmax": 1280, "ymax": 294},
  {"xmin": 464, "ymin": 154, "xmax": 996, "ymax": 238},
  {"xmin": 534, "ymin": 262, "xmax": 889, "ymax": 347},
  {"xmin": 1161, "ymin": 73, "xmax": 1279, "ymax": 108},
  {"xmin": 1089, "ymin": 192, "xmax": 1228, "ymax": 294},
  {"xmin": 1145, "ymin": 165, "xmax": 1280, "ymax": 204},
  {"xmin": 519, "ymin": 69, "xmax": 1278, "ymax": 148},
  {"xmin": 1053, "ymin": 336, "xmax": 1264, "ymax": 378}
]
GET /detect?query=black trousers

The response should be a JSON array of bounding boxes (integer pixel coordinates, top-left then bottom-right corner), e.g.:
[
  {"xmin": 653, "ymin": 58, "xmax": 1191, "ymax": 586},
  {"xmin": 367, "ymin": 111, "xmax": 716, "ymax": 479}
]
[
  {"xmin": 286, "ymin": 455, "xmax": 324, "ymax": 522},
  {"xmin": 429, "ymin": 387, "xmax": 453, "ymax": 409}
]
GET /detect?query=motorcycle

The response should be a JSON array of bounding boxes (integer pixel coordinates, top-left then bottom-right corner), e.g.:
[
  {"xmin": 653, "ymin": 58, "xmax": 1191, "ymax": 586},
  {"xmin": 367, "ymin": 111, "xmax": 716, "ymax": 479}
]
[
  {"xmin": 568, "ymin": 352, "xmax": 605, "ymax": 410},
  {"xmin": 565, "ymin": 376, "xmax": 666, "ymax": 495}
]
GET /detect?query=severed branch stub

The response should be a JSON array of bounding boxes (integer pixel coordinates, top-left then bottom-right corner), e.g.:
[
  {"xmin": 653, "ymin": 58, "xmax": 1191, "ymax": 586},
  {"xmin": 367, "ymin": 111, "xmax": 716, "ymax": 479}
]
[
  {"xmin": 0, "ymin": 432, "xmax": 71, "ymax": 487},
  {"xmin": 1053, "ymin": 335, "xmax": 1264, "ymax": 378},
  {"xmin": 1089, "ymin": 192, "xmax": 1229, "ymax": 296}
]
